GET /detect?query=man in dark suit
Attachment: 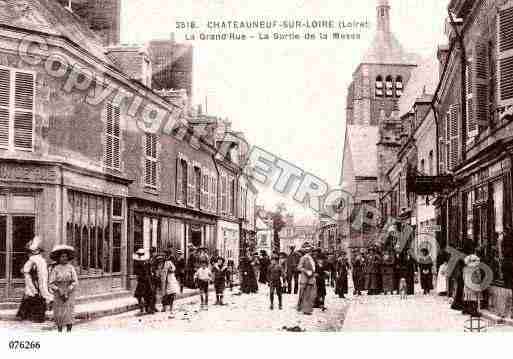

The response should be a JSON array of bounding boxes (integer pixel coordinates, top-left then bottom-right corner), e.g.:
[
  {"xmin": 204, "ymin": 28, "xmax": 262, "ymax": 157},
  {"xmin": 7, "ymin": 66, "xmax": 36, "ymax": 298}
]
[{"xmin": 286, "ymin": 245, "xmax": 301, "ymax": 294}]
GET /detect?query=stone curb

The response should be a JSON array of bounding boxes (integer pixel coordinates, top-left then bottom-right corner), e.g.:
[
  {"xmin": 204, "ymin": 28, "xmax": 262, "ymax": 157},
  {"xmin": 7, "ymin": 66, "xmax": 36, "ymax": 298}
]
[{"xmin": 1, "ymin": 285, "xmax": 239, "ymax": 331}]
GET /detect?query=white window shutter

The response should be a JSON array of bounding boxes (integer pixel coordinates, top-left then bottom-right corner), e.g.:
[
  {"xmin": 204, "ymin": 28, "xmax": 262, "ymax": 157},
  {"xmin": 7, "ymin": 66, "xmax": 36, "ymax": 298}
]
[
  {"xmin": 105, "ymin": 103, "xmax": 121, "ymax": 169},
  {"xmin": 14, "ymin": 71, "xmax": 34, "ymax": 150},
  {"xmin": 498, "ymin": 3, "xmax": 513, "ymax": 108},
  {"xmin": 0, "ymin": 68, "xmax": 10, "ymax": 148},
  {"xmin": 449, "ymin": 104, "xmax": 460, "ymax": 171},
  {"xmin": 187, "ymin": 164, "xmax": 194, "ymax": 206},
  {"xmin": 466, "ymin": 61, "xmax": 477, "ymax": 142},
  {"xmin": 176, "ymin": 157, "xmax": 183, "ymax": 204}
]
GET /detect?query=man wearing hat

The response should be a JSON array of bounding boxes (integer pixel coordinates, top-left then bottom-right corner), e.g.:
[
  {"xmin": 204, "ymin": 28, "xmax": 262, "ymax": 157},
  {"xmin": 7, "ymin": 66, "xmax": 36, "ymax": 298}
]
[
  {"xmin": 16, "ymin": 236, "xmax": 53, "ymax": 323},
  {"xmin": 286, "ymin": 245, "xmax": 301, "ymax": 294},
  {"xmin": 297, "ymin": 242, "xmax": 317, "ymax": 315},
  {"xmin": 175, "ymin": 249, "xmax": 186, "ymax": 294}
]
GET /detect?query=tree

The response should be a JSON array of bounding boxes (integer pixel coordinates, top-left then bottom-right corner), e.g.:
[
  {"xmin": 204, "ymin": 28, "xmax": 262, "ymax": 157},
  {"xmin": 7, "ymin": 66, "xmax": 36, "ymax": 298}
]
[{"xmin": 271, "ymin": 203, "xmax": 287, "ymax": 254}]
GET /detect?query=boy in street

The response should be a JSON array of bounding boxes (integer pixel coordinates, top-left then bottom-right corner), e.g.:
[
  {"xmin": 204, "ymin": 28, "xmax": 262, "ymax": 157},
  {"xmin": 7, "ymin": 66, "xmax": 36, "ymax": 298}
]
[
  {"xmin": 194, "ymin": 260, "xmax": 213, "ymax": 310},
  {"xmin": 268, "ymin": 254, "xmax": 284, "ymax": 310}
]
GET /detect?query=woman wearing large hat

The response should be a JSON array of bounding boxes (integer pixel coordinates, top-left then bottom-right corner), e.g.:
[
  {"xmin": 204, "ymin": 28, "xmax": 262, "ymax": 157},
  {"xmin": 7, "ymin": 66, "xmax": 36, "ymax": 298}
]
[
  {"xmin": 16, "ymin": 236, "xmax": 53, "ymax": 323},
  {"xmin": 49, "ymin": 244, "xmax": 78, "ymax": 332}
]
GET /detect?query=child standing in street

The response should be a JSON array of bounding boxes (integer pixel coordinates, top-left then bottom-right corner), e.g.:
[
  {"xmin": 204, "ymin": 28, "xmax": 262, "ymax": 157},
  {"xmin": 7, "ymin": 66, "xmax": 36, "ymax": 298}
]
[
  {"xmin": 213, "ymin": 257, "xmax": 228, "ymax": 305},
  {"xmin": 268, "ymin": 254, "xmax": 284, "ymax": 310},
  {"xmin": 194, "ymin": 260, "xmax": 212, "ymax": 310},
  {"xmin": 226, "ymin": 259, "xmax": 235, "ymax": 292}
]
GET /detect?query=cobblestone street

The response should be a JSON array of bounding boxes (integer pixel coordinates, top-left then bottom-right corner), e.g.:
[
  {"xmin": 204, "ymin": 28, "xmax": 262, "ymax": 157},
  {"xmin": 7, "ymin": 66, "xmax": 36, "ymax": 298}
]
[
  {"xmin": 343, "ymin": 292, "xmax": 465, "ymax": 331},
  {"xmin": 74, "ymin": 285, "xmax": 349, "ymax": 332}
]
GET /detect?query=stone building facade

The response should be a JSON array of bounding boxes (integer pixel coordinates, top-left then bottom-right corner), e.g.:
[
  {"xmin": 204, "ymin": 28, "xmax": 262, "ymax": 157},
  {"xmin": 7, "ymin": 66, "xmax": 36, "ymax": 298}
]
[
  {"xmin": 434, "ymin": 0, "xmax": 513, "ymax": 317},
  {"xmin": 340, "ymin": 0, "xmax": 419, "ymax": 250},
  {"xmin": 0, "ymin": 0, "xmax": 255, "ymax": 302}
]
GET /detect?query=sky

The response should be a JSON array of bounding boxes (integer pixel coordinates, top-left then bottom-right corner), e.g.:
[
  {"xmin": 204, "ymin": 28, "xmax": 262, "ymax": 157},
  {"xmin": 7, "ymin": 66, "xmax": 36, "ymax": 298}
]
[{"xmin": 121, "ymin": 0, "xmax": 447, "ymax": 223}]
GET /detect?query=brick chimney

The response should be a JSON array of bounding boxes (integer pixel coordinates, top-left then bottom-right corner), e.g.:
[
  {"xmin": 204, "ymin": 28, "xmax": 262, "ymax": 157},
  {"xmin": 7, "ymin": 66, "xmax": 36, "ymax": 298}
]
[{"xmin": 106, "ymin": 44, "xmax": 152, "ymax": 87}]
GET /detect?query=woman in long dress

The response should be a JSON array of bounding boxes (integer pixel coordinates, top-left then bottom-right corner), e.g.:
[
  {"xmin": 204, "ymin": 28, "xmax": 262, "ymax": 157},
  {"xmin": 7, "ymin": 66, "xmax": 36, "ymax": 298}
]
[
  {"xmin": 161, "ymin": 253, "xmax": 180, "ymax": 316},
  {"xmin": 17, "ymin": 237, "xmax": 53, "ymax": 323},
  {"xmin": 49, "ymin": 245, "xmax": 78, "ymax": 332}
]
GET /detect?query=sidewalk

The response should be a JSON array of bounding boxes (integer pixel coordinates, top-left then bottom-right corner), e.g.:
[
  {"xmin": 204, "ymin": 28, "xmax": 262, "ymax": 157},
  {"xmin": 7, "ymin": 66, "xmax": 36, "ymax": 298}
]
[{"xmin": 0, "ymin": 286, "xmax": 232, "ymax": 331}]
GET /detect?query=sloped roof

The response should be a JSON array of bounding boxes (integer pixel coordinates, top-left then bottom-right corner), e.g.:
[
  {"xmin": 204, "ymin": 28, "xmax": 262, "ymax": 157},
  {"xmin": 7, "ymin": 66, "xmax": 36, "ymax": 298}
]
[
  {"xmin": 398, "ymin": 56, "xmax": 440, "ymax": 116},
  {"xmin": 362, "ymin": 30, "xmax": 417, "ymax": 66},
  {"xmin": 0, "ymin": 0, "xmax": 113, "ymax": 65},
  {"xmin": 342, "ymin": 125, "xmax": 378, "ymax": 179}
]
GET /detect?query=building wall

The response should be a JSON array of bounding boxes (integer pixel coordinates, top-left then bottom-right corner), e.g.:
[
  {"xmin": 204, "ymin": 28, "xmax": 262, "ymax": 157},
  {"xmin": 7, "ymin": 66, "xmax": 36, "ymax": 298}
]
[{"xmin": 58, "ymin": 0, "xmax": 122, "ymax": 46}]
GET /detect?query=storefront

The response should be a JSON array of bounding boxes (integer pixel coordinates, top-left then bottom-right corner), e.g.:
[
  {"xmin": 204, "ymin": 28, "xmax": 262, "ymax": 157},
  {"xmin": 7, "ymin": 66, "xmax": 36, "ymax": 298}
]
[
  {"xmin": 128, "ymin": 198, "xmax": 217, "ymax": 288},
  {"xmin": 449, "ymin": 138, "xmax": 513, "ymax": 316},
  {"xmin": 0, "ymin": 160, "xmax": 131, "ymax": 301},
  {"xmin": 217, "ymin": 219, "xmax": 240, "ymax": 266}
]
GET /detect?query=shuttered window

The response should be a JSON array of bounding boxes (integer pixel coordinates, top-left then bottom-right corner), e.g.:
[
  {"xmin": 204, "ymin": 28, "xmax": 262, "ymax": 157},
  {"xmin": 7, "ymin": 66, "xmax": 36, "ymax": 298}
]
[
  {"xmin": 187, "ymin": 164, "xmax": 195, "ymax": 206},
  {"xmin": 105, "ymin": 103, "xmax": 121, "ymax": 169},
  {"xmin": 466, "ymin": 62, "xmax": 476, "ymax": 141},
  {"xmin": 144, "ymin": 133, "xmax": 157, "ymax": 188},
  {"xmin": 448, "ymin": 104, "xmax": 460, "ymax": 171},
  {"xmin": 221, "ymin": 174, "xmax": 227, "ymax": 214},
  {"xmin": 0, "ymin": 68, "xmax": 34, "ymax": 151},
  {"xmin": 475, "ymin": 42, "xmax": 490, "ymax": 133},
  {"xmin": 176, "ymin": 157, "xmax": 183, "ymax": 204},
  {"xmin": 210, "ymin": 174, "xmax": 217, "ymax": 213},
  {"xmin": 498, "ymin": 4, "xmax": 513, "ymax": 107}
]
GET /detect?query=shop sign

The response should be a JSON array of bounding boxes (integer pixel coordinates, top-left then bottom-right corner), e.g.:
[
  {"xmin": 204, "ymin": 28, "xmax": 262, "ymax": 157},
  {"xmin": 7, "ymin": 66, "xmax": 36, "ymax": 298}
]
[
  {"xmin": 407, "ymin": 174, "xmax": 454, "ymax": 195},
  {"xmin": 0, "ymin": 163, "xmax": 57, "ymax": 183}
]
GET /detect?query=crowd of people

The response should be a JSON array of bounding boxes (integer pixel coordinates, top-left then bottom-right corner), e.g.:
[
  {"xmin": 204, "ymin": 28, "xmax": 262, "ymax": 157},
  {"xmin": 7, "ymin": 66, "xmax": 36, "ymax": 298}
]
[{"xmin": 14, "ymin": 232, "xmax": 497, "ymax": 330}]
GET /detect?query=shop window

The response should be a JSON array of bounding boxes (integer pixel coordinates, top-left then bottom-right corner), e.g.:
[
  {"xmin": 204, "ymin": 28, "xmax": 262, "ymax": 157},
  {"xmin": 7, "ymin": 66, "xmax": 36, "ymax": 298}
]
[
  {"xmin": 375, "ymin": 76, "xmax": 383, "ymax": 97},
  {"xmin": 67, "ymin": 191, "xmax": 121, "ymax": 275},
  {"xmin": 0, "ymin": 216, "xmax": 5, "ymax": 279},
  {"xmin": 113, "ymin": 197, "xmax": 122, "ymax": 218},
  {"xmin": 11, "ymin": 196, "xmax": 34, "ymax": 212},
  {"xmin": 0, "ymin": 67, "xmax": 35, "ymax": 151},
  {"xmin": 112, "ymin": 222, "xmax": 122, "ymax": 273},
  {"xmin": 491, "ymin": 180, "xmax": 504, "ymax": 282},
  {"xmin": 12, "ymin": 216, "xmax": 35, "ymax": 279}
]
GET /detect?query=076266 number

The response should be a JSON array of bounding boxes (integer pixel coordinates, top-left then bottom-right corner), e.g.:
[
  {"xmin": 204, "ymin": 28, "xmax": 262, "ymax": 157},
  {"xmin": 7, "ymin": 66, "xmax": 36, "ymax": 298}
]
[{"xmin": 8, "ymin": 340, "xmax": 40, "ymax": 350}]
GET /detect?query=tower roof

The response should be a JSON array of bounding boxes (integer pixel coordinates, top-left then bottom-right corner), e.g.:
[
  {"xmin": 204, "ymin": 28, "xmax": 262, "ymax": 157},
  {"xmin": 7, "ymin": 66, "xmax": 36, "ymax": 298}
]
[{"xmin": 361, "ymin": 0, "xmax": 417, "ymax": 65}]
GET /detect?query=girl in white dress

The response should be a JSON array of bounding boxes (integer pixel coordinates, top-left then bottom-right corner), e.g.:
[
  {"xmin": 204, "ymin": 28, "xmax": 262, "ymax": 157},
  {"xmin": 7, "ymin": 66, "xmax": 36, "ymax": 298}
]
[{"xmin": 436, "ymin": 259, "xmax": 448, "ymax": 295}]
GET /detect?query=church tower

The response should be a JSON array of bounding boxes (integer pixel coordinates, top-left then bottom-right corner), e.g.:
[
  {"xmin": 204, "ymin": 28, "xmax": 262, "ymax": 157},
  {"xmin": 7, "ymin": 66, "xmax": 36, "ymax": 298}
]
[
  {"xmin": 340, "ymin": 0, "xmax": 418, "ymax": 249},
  {"xmin": 346, "ymin": 0, "xmax": 417, "ymax": 127}
]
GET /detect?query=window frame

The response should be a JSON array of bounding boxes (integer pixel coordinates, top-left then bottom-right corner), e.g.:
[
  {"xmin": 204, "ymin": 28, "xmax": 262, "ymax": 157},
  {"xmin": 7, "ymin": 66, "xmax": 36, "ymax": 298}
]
[
  {"xmin": 144, "ymin": 132, "xmax": 158, "ymax": 189},
  {"xmin": 0, "ymin": 66, "xmax": 36, "ymax": 152}
]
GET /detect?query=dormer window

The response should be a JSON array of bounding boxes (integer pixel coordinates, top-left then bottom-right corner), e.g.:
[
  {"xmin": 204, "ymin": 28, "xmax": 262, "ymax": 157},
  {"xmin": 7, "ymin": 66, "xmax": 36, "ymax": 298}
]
[
  {"xmin": 375, "ymin": 76, "xmax": 384, "ymax": 97},
  {"xmin": 385, "ymin": 76, "xmax": 393, "ymax": 97},
  {"xmin": 395, "ymin": 76, "xmax": 403, "ymax": 97}
]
